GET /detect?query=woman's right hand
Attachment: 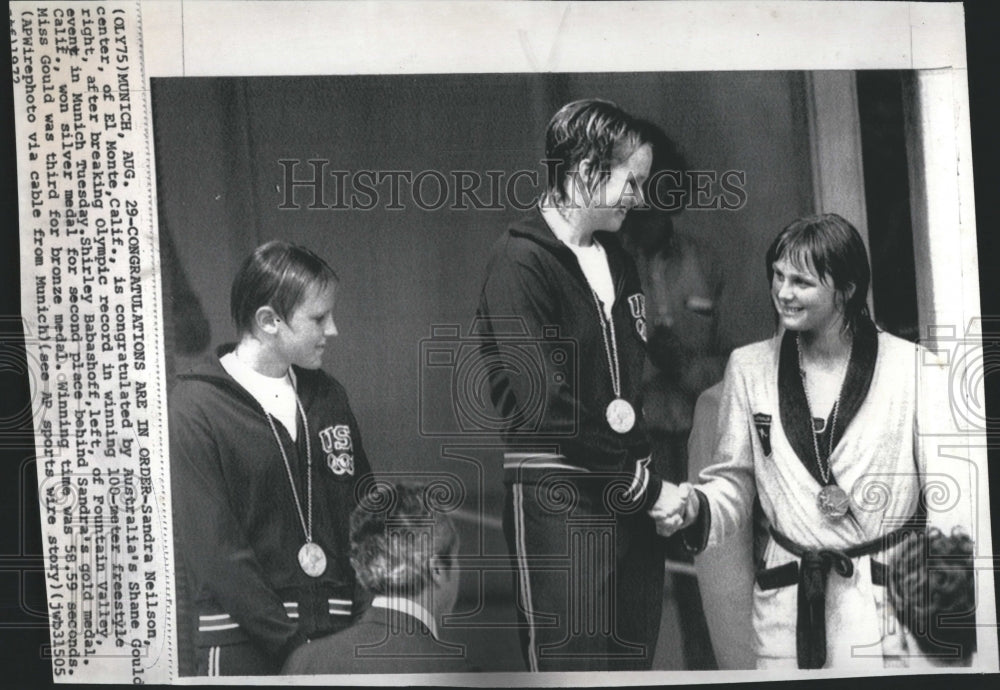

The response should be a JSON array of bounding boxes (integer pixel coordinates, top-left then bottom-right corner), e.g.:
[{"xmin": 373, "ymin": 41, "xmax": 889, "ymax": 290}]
[{"xmin": 649, "ymin": 481, "xmax": 699, "ymax": 537}]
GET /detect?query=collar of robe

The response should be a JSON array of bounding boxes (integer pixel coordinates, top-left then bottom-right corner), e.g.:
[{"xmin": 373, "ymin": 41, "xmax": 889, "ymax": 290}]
[{"xmin": 777, "ymin": 316, "xmax": 878, "ymax": 488}]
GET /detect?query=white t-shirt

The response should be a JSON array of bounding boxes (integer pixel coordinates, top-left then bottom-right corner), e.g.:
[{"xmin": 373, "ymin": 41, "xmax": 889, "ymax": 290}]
[
  {"xmin": 220, "ymin": 351, "xmax": 299, "ymax": 440},
  {"xmin": 566, "ymin": 239, "xmax": 615, "ymax": 320},
  {"xmin": 539, "ymin": 203, "xmax": 616, "ymax": 319}
]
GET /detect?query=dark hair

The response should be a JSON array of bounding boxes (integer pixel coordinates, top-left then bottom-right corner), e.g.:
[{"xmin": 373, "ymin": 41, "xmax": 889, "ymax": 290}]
[
  {"xmin": 544, "ymin": 99, "xmax": 651, "ymax": 204},
  {"xmin": 890, "ymin": 527, "xmax": 976, "ymax": 664},
  {"xmin": 765, "ymin": 213, "xmax": 871, "ymax": 332},
  {"xmin": 349, "ymin": 482, "xmax": 458, "ymax": 598},
  {"xmin": 230, "ymin": 240, "xmax": 338, "ymax": 336}
]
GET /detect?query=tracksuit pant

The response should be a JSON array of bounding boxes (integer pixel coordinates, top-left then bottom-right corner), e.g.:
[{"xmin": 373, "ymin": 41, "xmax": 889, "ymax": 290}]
[{"xmin": 503, "ymin": 463, "xmax": 666, "ymax": 671}]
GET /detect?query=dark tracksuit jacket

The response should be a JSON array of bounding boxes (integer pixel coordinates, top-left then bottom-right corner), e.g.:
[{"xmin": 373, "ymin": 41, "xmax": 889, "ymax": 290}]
[
  {"xmin": 476, "ymin": 207, "xmax": 663, "ymax": 510},
  {"xmin": 477, "ymin": 207, "xmax": 670, "ymax": 672},
  {"xmin": 169, "ymin": 348, "xmax": 371, "ymax": 667}
]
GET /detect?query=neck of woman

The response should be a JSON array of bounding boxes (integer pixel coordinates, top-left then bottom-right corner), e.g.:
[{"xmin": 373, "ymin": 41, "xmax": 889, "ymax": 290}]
[
  {"xmin": 234, "ymin": 337, "xmax": 290, "ymax": 378},
  {"xmin": 541, "ymin": 194, "xmax": 594, "ymax": 247},
  {"xmin": 797, "ymin": 318, "xmax": 852, "ymax": 368}
]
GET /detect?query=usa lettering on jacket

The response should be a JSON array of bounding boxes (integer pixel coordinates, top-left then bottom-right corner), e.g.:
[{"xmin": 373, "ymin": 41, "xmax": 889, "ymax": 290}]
[
  {"xmin": 319, "ymin": 425, "xmax": 354, "ymax": 476},
  {"xmin": 627, "ymin": 293, "xmax": 647, "ymax": 342}
]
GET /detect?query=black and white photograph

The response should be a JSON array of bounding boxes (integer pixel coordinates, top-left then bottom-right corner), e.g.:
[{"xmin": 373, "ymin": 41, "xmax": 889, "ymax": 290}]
[
  {"xmin": 4, "ymin": 1, "xmax": 998, "ymax": 686},
  {"xmin": 154, "ymin": 69, "xmax": 986, "ymax": 676}
]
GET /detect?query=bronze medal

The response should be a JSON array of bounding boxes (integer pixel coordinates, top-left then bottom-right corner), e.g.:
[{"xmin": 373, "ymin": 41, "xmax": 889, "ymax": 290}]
[
  {"xmin": 799, "ymin": 335, "xmax": 855, "ymax": 523},
  {"xmin": 817, "ymin": 484, "xmax": 850, "ymax": 521}
]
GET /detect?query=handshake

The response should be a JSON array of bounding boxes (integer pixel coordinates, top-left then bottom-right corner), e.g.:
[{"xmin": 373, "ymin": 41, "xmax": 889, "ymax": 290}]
[{"xmin": 648, "ymin": 481, "xmax": 700, "ymax": 537}]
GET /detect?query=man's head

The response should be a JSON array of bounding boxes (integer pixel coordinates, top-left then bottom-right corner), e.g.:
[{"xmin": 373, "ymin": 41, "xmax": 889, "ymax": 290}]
[
  {"xmin": 543, "ymin": 99, "xmax": 653, "ymax": 232},
  {"xmin": 230, "ymin": 240, "xmax": 339, "ymax": 369},
  {"xmin": 890, "ymin": 527, "xmax": 976, "ymax": 665},
  {"xmin": 350, "ymin": 482, "xmax": 460, "ymax": 619}
]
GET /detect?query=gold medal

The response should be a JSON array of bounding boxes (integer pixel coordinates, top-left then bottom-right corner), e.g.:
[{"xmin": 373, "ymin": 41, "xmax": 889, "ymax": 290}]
[
  {"xmin": 298, "ymin": 542, "xmax": 328, "ymax": 578},
  {"xmin": 606, "ymin": 398, "xmax": 636, "ymax": 434},
  {"xmin": 591, "ymin": 289, "xmax": 635, "ymax": 435}
]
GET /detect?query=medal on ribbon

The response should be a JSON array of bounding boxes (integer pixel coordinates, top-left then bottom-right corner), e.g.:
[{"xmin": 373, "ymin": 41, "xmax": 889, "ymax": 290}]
[
  {"xmin": 593, "ymin": 290, "xmax": 634, "ymax": 434},
  {"xmin": 263, "ymin": 386, "xmax": 328, "ymax": 577}
]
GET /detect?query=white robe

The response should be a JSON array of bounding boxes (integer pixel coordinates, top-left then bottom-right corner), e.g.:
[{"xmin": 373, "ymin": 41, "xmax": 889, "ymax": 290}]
[{"xmin": 697, "ymin": 330, "xmax": 927, "ymax": 669}]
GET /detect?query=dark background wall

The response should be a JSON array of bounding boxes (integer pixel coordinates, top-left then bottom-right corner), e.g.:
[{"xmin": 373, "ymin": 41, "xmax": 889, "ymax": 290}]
[{"xmin": 151, "ymin": 72, "xmax": 813, "ymax": 491}]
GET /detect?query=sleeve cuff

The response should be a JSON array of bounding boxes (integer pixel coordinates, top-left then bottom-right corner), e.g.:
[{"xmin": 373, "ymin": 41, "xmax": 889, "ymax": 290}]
[
  {"xmin": 639, "ymin": 469, "xmax": 663, "ymax": 512},
  {"xmin": 680, "ymin": 488, "xmax": 711, "ymax": 554}
]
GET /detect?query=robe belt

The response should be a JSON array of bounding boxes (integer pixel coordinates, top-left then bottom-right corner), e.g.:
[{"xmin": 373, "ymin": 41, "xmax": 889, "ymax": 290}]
[{"xmin": 756, "ymin": 517, "xmax": 923, "ymax": 669}]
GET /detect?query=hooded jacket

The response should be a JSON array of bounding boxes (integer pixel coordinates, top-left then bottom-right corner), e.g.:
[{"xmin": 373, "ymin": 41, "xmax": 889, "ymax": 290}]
[
  {"xmin": 477, "ymin": 207, "xmax": 662, "ymax": 509},
  {"xmin": 169, "ymin": 347, "xmax": 371, "ymax": 662}
]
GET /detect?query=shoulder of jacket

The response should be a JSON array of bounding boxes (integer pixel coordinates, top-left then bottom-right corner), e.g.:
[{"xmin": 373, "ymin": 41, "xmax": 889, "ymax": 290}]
[
  {"xmin": 168, "ymin": 374, "xmax": 229, "ymax": 409},
  {"xmin": 730, "ymin": 337, "xmax": 777, "ymax": 366},
  {"xmin": 877, "ymin": 330, "xmax": 918, "ymax": 354},
  {"xmin": 298, "ymin": 367, "xmax": 350, "ymax": 399},
  {"xmin": 494, "ymin": 229, "xmax": 554, "ymax": 262},
  {"xmin": 876, "ymin": 330, "xmax": 929, "ymax": 374}
]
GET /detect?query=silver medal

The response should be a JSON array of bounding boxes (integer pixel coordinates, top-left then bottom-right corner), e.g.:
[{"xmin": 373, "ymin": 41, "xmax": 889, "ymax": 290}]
[
  {"xmin": 298, "ymin": 542, "xmax": 328, "ymax": 577},
  {"xmin": 266, "ymin": 393, "xmax": 330, "ymax": 579}
]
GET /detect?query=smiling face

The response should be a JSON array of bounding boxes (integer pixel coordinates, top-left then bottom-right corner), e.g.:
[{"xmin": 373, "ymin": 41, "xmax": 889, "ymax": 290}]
[
  {"xmin": 274, "ymin": 281, "xmax": 338, "ymax": 369},
  {"xmin": 770, "ymin": 254, "xmax": 845, "ymax": 336},
  {"xmin": 578, "ymin": 143, "xmax": 652, "ymax": 233}
]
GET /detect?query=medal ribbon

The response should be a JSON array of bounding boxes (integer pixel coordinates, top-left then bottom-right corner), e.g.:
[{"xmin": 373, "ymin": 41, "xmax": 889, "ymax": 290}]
[
  {"xmin": 797, "ymin": 335, "xmax": 852, "ymax": 486},
  {"xmin": 592, "ymin": 290, "xmax": 622, "ymax": 401},
  {"xmin": 263, "ymin": 390, "xmax": 315, "ymax": 546}
]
